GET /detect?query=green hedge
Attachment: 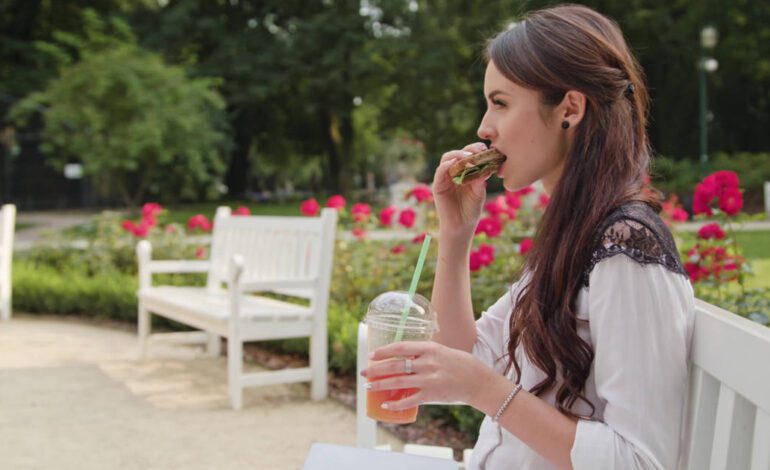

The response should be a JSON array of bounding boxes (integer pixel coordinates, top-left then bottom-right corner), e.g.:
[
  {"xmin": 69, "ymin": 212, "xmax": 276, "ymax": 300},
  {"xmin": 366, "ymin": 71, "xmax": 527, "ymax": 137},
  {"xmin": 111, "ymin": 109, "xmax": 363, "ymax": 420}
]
[{"xmin": 13, "ymin": 260, "xmax": 138, "ymax": 321}]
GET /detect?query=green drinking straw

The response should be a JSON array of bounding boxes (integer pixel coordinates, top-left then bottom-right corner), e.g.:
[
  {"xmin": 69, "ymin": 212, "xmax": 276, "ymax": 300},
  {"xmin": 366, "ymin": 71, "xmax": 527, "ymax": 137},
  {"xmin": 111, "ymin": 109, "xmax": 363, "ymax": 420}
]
[{"xmin": 394, "ymin": 234, "xmax": 432, "ymax": 342}]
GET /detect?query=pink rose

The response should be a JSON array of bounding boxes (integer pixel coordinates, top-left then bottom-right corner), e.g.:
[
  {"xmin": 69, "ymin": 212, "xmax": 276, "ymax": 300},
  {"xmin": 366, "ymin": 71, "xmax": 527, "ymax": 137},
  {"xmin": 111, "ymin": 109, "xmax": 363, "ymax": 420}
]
[
  {"xmin": 692, "ymin": 180, "xmax": 718, "ymax": 216},
  {"xmin": 538, "ymin": 193, "xmax": 550, "ymax": 208},
  {"xmin": 398, "ymin": 208, "xmax": 416, "ymax": 228},
  {"xmin": 187, "ymin": 214, "xmax": 212, "ymax": 232},
  {"xmin": 300, "ymin": 198, "xmax": 320, "ymax": 217},
  {"xmin": 697, "ymin": 223, "xmax": 725, "ymax": 240},
  {"xmin": 475, "ymin": 216, "xmax": 502, "ymax": 238},
  {"xmin": 484, "ymin": 196, "xmax": 506, "ymax": 219},
  {"xmin": 408, "ymin": 184, "xmax": 433, "ymax": 203},
  {"xmin": 477, "ymin": 244, "xmax": 495, "ymax": 266},
  {"xmin": 379, "ymin": 206, "xmax": 398, "ymax": 227},
  {"xmin": 142, "ymin": 203, "xmax": 163, "ymax": 219},
  {"xmin": 195, "ymin": 246, "xmax": 207, "ymax": 259},
  {"xmin": 233, "ymin": 206, "xmax": 251, "ymax": 216},
  {"xmin": 141, "ymin": 215, "xmax": 157, "ymax": 228},
  {"xmin": 351, "ymin": 203, "xmax": 372, "ymax": 222},
  {"xmin": 519, "ymin": 238, "xmax": 534, "ymax": 255},
  {"xmin": 132, "ymin": 223, "xmax": 150, "ymax": 238},
  {"xmin": 391, "ymin": 244, "xmax": 406, "ymax": 254},
  {"xmin": 352, "ymin": 226, "xmax": 367, "ymax": 240},
  {"xmin": 718, "ymin": 187, "xmax": 743, "ymax": 216},
  {"xmin": 121, "ymin": 220, "xmax": 137, "ymax": 232},
  {"xmin": 326, "ymin": 195, "xmax": 346, "ymax": 210},
  {"xmin": 712, "ymin": 170, "xmax": 739, "ymax": 192},
  {"xmin": 469, "ymin": 251, "xmax": 484, "ymax": 272},
  {"xmin": 512, "ymin": 186, "xmax": 535, "ymax": 197},
  {"xmin": 412, "ymin": 232, "xmax": 427, "ymax": 244},
  {"xmin": 672, "ymin": 208, "xmax": 688, "ymax": 222},
  {"xmin": 504, "ymin": 191, "xmax": 522, "ymax": 210}
]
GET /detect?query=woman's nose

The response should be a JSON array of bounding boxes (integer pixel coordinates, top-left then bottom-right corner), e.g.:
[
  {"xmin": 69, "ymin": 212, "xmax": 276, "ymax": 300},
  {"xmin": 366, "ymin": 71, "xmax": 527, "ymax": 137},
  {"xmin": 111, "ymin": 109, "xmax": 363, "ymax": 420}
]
[{"xmin": 477, "ymin": 114, "xmax": 496, "ymax": 141}]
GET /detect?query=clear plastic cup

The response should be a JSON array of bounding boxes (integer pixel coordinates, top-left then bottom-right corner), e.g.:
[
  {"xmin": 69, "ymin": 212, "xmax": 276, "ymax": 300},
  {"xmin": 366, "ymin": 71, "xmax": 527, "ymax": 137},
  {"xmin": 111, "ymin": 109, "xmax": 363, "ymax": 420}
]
[{"xmin": 364, "ymin": 291, "xmax": 438, "ymax": 423}]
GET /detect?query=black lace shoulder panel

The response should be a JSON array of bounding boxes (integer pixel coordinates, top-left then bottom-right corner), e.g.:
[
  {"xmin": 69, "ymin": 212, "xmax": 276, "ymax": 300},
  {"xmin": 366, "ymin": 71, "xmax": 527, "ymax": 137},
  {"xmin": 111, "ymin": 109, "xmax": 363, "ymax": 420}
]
[{"xmin": 582, "ymin": 202, "xmax": 687, "ymax": 287}]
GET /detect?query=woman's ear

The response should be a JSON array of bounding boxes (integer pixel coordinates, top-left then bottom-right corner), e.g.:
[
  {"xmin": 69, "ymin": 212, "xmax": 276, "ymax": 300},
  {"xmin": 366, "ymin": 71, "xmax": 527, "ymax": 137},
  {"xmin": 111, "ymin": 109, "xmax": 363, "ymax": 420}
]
[{"xmin": 559, "ymin": 90, "xmax": 586, "ymax": 129}]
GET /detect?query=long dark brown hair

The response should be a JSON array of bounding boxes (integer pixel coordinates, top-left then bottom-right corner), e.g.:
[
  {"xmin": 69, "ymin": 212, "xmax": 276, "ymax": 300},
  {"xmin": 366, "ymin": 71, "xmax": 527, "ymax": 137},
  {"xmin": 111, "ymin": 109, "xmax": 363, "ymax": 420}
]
[{"xmin": 487, "ymin": 4, "xmax": 661, "ymax": 419}]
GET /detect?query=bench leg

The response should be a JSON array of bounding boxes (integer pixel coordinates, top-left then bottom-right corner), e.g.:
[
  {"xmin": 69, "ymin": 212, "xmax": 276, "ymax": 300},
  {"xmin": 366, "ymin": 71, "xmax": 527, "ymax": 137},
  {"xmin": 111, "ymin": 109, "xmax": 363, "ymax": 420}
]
[
  {"xmin": 206, "ymin": 333, "xmax": 221, "ymax": 357},
  {"xmin": 0, "ymin": 298, "xmax": 9, "ymax": 322},
  {"xmin": 138, "ymin": 302, "xmax": 150, "ymax": 359},
  {"xmin": 227, "ymin": 336, "xmax": 243, "ymax": 410},
  {"xmin": 310, "ymin": 322, "xmax": 328, "ymax": 401}
]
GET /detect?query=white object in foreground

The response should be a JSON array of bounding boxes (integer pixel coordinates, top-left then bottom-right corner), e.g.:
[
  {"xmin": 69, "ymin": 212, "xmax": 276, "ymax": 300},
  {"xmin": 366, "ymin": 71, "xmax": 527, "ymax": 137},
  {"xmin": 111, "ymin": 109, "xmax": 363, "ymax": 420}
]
[
  {"xmin": 136, "ymin": 207, "xmax": 337, "ymax": 410},
  {"xmin": 680, "ymin": 299, "xmax": 770, "ymax": 470},
  {"xmin": 303, "ymin": 443, "xmax": 459, "ymax": 470},
  {"xmin": 356, "ymin": 301, "xmax": 770, "ymax": 470},
  {"xmin": 0, "ymin": 204, "xmax": 15, "ymax": 322}
]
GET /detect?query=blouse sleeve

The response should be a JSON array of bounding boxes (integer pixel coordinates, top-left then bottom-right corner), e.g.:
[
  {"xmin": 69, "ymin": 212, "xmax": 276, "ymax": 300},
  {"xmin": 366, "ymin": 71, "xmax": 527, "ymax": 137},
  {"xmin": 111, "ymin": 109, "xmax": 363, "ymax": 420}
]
[
  {"xmin": 471, "ymin": 282, "xmax": 519, "ymax": 375},
  {"xmin": 570, "ymin": 254, "xmax": 695, "ymax": 470}
]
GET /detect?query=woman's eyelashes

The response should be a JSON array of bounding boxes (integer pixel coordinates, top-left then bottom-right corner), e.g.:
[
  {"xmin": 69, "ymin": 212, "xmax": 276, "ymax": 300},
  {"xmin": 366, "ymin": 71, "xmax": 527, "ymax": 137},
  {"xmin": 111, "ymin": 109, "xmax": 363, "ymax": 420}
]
[{"xmin": 491, "ymin": 99, "xmax": 507, "ymax": 109}]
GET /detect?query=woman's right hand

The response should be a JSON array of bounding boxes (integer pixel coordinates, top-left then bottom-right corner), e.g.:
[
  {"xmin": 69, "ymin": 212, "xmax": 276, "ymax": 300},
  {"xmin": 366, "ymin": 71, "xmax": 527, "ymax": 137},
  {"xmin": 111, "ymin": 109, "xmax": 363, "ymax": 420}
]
[{"xmin": 432, "ymin": 142, "xmax": 490, "ymax": 242}]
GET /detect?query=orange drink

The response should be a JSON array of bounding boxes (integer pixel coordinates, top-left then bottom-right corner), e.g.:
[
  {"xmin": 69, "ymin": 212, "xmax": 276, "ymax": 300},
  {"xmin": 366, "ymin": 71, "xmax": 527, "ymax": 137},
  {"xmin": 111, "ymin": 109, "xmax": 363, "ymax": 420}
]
[
  {"xmin": 366, "ymin": 370, "xmax": 419, "ymax": 423},
  {"xmin": 364, "ymin": 292, "xmax": 437, "ymax": 424}
]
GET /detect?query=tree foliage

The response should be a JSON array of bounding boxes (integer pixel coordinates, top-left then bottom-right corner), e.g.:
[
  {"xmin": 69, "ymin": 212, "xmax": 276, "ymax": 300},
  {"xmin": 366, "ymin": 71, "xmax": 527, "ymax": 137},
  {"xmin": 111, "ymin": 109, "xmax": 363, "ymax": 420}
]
[
  {"xmin": 10, "ymin": 11, "xmax": 229, "ymax": 207},
  {"xmin": 3, "ymin": 0, "xmax": 770, "ymax": 201}
]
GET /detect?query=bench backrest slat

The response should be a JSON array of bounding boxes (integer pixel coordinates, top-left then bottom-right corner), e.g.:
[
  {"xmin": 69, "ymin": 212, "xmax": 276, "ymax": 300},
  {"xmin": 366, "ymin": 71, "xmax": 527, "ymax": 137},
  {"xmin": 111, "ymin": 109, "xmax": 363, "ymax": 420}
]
[
  {"xmin": 680, "ymin": 300, "xmax": 770, "ymax": 469},
  {"xmin": 751, "ymin": 409, "xmax": 770, "ymax": 470},
  {"xmin": 205, "ymin": 208, "xmax": 336, "ymax": 297}
]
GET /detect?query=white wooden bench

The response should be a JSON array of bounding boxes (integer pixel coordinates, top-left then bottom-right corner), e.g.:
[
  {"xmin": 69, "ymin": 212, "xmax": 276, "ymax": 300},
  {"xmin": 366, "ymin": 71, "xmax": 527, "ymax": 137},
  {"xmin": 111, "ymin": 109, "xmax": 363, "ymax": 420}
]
[
  {"xmin": 137, "ymin": 206, "xmax": 337, "ymax": 410},
  {"xmin": 356, "ymin": 300, "xmax": 770, "ymax": 469},
  {"xmin": 0, "ymin": 204, "xmax": 15, "ymax": 322}
]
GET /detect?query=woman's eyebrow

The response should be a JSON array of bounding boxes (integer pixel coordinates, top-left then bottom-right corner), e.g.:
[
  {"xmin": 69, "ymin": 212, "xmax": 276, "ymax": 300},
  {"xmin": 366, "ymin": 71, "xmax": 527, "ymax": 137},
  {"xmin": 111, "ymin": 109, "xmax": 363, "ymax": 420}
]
[{"xmin": 487, "ymin": 90, "xmax": 510, "ymax": 100}]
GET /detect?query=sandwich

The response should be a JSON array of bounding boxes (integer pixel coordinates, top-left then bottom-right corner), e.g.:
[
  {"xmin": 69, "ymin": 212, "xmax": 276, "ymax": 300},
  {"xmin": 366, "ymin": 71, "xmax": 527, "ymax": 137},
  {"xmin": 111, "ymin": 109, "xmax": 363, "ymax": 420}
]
[{"xmin": 448, "ymin": 148, "xmax": 506, "ymax": 185}]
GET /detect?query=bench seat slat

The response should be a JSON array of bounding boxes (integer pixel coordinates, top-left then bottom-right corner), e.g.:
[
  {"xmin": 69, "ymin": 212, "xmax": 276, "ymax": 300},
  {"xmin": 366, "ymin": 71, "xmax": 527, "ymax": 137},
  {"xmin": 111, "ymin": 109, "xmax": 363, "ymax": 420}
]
[{"xmin": 141, "ymin": 286, "xmax": 312, "ymax": 322}]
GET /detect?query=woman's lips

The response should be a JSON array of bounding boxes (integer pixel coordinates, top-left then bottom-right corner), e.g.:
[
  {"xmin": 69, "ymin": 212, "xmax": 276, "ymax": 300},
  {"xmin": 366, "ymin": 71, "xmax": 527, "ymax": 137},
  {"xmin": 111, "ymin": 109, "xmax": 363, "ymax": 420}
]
[{"xmin": 496, "ymin": 155, "xmax": 507, "ymax": 177}]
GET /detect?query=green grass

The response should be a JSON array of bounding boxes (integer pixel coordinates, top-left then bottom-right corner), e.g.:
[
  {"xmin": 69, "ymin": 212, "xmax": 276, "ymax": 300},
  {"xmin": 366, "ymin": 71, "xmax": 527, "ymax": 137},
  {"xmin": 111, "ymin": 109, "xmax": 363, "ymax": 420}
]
[
  {"xmin": 733, "ymin": 231, "xmax": 770, "ymax": 289},
  {"xmin": 15, "ymin": 222, "xmax": 36, "ymax": 231},
  {"xmin": 746, "ymin": 258, "xmax": 770, "ymax": 289},
  {"xmin": 734, "ymin": 230, "xmax": 770, "ymax": 259}
]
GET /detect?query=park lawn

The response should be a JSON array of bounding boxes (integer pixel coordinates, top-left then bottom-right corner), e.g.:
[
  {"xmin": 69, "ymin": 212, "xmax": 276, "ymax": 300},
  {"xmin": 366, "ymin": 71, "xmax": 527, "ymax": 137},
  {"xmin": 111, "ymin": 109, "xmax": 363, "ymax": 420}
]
[
  {"xmin": 746, "ymin": 258, "xmax": 770, "ymax": 289},
  {"xmin": 734, "ymin": 230, "xmax": 770, "ymax": 289},
  {"xmin": 734, "ymin": 230, "xmax": 770, "ymax": 259}
]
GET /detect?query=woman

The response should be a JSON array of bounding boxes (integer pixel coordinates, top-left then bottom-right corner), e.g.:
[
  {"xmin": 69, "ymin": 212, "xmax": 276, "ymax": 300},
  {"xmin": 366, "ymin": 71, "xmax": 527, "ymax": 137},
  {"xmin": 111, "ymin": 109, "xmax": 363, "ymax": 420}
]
[{"xmin": 361, "ymin": 4, "xmax": 695, "ymax": 470}]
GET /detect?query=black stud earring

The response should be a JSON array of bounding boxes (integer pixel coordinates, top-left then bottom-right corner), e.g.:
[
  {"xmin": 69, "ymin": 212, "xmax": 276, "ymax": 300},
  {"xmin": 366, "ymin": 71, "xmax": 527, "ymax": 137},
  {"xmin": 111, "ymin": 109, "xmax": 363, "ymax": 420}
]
[{"xmin": 561, "ymin": 121, "xmax": 570, "ymax": 129}]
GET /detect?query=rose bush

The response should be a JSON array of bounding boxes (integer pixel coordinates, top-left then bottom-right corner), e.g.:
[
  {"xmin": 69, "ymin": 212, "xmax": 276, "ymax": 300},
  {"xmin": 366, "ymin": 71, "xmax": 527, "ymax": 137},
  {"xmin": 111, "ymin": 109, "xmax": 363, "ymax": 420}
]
[{"xmin": 681, "ymin": 171, "xmax": 769, "ymax": 325}]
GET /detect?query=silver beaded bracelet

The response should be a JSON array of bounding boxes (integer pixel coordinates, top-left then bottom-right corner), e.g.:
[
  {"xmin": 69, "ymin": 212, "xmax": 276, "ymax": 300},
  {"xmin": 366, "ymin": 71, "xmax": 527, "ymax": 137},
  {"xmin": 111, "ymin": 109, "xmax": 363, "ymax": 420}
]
[{"xmin": 492, "ymin": 383, "xmax": 523, "ymax": 422}]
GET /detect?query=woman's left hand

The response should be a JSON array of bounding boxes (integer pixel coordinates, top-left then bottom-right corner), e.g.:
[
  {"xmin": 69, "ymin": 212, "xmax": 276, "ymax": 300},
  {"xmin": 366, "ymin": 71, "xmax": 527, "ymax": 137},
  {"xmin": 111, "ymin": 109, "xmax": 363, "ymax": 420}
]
[{"xmin": 361, "ymin": 341, "xmax": 490, "ymax": 411}]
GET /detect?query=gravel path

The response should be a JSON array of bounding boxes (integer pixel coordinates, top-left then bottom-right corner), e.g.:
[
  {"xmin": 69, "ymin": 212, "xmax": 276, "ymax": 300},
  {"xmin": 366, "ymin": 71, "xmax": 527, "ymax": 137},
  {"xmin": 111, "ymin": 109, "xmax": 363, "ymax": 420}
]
[{"xmin": 0, "ymin": 315, "xmax": 403, "ymax": 469}]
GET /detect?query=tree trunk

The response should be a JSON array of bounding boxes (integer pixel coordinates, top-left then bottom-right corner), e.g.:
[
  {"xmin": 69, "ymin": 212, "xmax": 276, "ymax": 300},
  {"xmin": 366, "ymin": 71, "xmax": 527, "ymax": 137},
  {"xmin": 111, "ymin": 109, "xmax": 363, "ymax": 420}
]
[
  {"xmin": 226, "ymin": 107, "xmax": 254, "ymax": 199},
  {"xmin": 321, "ymin": 107, "xmax": 356, "ymax": 195}
]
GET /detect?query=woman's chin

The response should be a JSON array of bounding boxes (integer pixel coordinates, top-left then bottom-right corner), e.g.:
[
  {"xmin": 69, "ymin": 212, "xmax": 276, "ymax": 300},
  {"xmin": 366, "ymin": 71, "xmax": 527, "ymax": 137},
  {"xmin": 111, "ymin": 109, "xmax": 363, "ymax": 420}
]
[{"xmin": 501, "ymin": 177, "xmax": 523, "ymax": 192}]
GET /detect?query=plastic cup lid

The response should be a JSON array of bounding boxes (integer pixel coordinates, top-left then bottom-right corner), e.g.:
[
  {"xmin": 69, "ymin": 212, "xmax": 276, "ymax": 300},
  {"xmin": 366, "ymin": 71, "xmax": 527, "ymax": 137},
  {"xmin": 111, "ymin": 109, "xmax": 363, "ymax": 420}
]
[{"xmin": 364, "ymin": 291, "xmax": 438, "ymax": 333}]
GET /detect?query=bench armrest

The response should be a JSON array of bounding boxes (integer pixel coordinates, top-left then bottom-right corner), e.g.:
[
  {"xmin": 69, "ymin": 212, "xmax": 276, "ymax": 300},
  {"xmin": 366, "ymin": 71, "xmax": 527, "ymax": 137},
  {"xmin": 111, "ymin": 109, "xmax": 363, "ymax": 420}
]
[
  {"xmin": 144, "ymin": 260, "xmax": 210, "ymax": 274},
  {"xmin": 137, "ymin": 240, "xmax": 210, "ymax": 289},
  {"xmin": 238, "ymin": 279, "xmax": 316, "ymax": 293}
]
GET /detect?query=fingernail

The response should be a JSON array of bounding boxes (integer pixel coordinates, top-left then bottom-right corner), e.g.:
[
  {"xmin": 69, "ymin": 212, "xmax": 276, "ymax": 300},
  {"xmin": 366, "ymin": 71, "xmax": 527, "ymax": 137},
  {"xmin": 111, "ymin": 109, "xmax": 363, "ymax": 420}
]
[
  {"xmin": 462, "ymin": 151, "xmax": 472, "ymax": 156},
  {"xmin": 365, "ymin": 383, "xmax": 372, "ymax": 389},
  {"xmin": 381, "ymin": 403, "xmax": 389, "ymax": 409},
  {"xmin": 360, "ymin": 370, "xmax": 367, "ymax": 377}
]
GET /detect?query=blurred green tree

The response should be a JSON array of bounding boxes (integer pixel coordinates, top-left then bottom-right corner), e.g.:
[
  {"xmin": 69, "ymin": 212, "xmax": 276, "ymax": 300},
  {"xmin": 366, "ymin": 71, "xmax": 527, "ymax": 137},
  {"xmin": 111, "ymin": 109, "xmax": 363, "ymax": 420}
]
[{"xmin": 10, "ymin": 11, "xmax": 229, "ymax": 207}]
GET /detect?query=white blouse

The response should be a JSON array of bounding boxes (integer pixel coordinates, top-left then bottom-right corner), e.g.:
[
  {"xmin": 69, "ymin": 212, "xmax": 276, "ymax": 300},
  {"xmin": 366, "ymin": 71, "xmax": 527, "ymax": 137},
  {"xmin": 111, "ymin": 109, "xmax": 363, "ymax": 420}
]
[{"xmin": 469, "ymin": 254, "xmax": 695, "ymax": 470}]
